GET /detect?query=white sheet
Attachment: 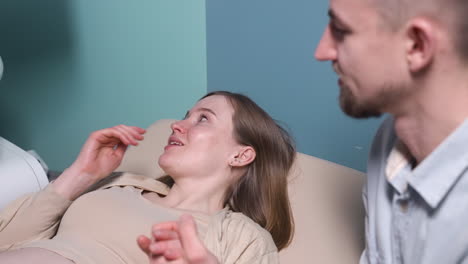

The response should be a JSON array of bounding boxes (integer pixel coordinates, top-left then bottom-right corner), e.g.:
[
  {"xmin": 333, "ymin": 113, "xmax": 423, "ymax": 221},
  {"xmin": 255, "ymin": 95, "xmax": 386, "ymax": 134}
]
[{"xmin": 0, "ymin": 137, "xmax": 49, "ymax": 210}]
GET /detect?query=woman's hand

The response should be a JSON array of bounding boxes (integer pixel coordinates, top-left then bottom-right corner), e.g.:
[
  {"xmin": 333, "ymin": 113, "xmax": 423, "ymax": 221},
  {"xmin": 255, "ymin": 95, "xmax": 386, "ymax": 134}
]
[
  {"xmin": 137, "ymin": 214, "xmax": 219, "ymax": 264},
  {"xmin": 53, "ymin": 125, "xmax": 145, "ymax": 200}
]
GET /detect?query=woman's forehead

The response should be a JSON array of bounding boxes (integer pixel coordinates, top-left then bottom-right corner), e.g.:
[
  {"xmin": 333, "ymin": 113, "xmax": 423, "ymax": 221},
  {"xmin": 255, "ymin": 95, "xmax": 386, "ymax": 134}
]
[{"xmin": 192, "ymin": 95, "xmax": 234, "ymax": 115}]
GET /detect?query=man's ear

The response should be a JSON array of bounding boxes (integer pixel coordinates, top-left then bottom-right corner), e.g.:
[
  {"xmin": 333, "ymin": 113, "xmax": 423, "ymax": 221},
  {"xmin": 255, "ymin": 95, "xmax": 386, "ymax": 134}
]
[
  {"xmin": 229, "ymin": 146, "xmax": 256, "ymax": 167},
  {"xmin": 405, "ymin": 17, "xmax": 437, "ymax": 73}
]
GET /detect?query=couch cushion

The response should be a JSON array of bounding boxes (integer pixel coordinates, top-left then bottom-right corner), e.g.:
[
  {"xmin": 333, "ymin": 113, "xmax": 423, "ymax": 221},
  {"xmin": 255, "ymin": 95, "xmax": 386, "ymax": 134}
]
[
  {"xmin": 280, "ymin": 153, "xmax": 365, "ymax": 263},
  {"xmin": 116, "ymin": 119, "xmax": 172, "ymax": 178}
]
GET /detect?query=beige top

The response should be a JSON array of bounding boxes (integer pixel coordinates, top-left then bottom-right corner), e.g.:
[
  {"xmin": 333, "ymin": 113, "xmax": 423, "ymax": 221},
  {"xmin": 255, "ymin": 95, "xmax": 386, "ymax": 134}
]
[{"xmin": 0, "ymin": 173, "xmax": 278, "ymax": 264}]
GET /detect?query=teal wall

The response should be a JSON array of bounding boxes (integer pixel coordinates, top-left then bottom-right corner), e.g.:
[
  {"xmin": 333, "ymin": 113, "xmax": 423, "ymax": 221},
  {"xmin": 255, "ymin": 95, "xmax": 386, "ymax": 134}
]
[
  {"xmin": 0, "ymin": 1, "xmax": 207, "ymax": 170},
  {"xmin": 0, "ymin": 1, "xmax": 383, "ymax": 173},
  {"xmin": 206, "ymin": 0, "xmax": 382, "ymax": 171}
]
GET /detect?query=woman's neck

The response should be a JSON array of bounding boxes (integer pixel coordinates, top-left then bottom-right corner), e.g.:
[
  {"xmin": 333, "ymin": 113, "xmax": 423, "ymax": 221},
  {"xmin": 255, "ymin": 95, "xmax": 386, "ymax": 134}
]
[{"xmin": 158, "ymin": 176, "xmax": 229, "ymax": 215}]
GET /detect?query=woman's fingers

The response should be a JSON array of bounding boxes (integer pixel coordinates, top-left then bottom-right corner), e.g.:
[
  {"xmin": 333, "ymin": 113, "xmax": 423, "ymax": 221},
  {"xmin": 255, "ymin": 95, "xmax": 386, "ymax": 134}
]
[
  {"xmin": 87, "ymin": 125, "xmax": 145, "ymax": 148},
  {"xmin": 139, "ymin": 222, "xmax": 181, "ymax": 256},
  {"xmin": 140, "ymin": 215, "xmax": 218, "ymax": 263},
  {"xmin": 152, "ymin": 229, "xmax": 180, "ymax": 241},
  {"xmin": 137, "ymin": 235, "xmax": 152, "ymax": 255},
  {"xmin": 150, "ymin": 222, "xmax": 182, "ymax": 260},
  {"xmin": 152, "ymin": 222, "xmax": 179, "ymax": 234},
  {"xmin": 178, "ymin": 215, "xmax": 204, "ymax": 255},
  {"xmin": 149, "ymin": 239, "xmax": 184, "ymax": 260},
  {"xmin": 120, "ymin": 125, "xmax": 146, "ymax": 139},
  {"xmin": 113, "ymin": 125, "xmax": 145, "ymax": 146},
  {"xmin": 178, "ymin": 214, "xmax": 219, "ymax": 263}
]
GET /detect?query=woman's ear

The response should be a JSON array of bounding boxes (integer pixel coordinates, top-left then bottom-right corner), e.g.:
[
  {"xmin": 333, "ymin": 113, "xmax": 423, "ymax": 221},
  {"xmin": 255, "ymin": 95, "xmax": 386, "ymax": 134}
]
[
  {"xmin": 229, "ymin": 146, "xmax": 256, "ymax": 167},
  {"xmin": 405, "ymin": 17, "xmax": 437, "ymax": 73}
]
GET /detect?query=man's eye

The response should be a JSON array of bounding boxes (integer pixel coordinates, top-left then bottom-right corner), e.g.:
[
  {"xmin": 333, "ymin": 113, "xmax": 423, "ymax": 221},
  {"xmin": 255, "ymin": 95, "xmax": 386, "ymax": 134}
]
[{"xmin": 330, "ymin": 23, "xmax": 348, "ymax": 40}]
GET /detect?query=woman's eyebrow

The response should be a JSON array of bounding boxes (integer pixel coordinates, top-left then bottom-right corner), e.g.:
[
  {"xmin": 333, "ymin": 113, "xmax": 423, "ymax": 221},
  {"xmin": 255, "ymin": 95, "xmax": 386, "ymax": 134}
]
[
  {"xmin": 184, "ymin": 108, "xmax": 217, "ymax": 119},
  {"xmin": 197, "ymin": 107, "xmax": 217, "ymax": 116}
]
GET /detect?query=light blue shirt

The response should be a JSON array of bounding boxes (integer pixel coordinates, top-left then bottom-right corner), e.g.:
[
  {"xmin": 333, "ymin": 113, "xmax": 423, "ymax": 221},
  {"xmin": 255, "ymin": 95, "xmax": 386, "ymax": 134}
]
[{"xmin": 360, "ymin": 117, "xmax": 468, "ymax": 264}]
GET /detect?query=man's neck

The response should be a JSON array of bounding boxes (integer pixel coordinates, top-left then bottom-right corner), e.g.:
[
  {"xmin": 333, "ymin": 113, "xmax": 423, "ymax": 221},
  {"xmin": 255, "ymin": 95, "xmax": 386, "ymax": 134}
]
[
  {"xmin": 391, "ymin": 76, "xmax": 468, "ymax": 164},
  {"xmin": 393, "ymin": 116, "xmax": 460, "ymax": 164}
]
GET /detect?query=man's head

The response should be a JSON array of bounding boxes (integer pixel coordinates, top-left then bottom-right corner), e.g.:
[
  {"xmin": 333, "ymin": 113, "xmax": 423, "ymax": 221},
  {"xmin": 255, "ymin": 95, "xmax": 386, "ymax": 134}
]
[{"xmin": 315, "ymin": 0, "xmax": 467, "ymax": 118}]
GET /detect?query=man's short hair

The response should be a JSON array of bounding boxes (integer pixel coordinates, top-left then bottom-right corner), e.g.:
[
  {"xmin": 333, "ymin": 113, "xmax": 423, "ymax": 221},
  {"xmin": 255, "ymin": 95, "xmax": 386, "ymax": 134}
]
[
  {"xmin": 452, "ymin": 0, "xmax": 468, "ymax": 61},
  {"xmin": 371, "ymin": 0, "xmax": 468, "ymax": 62}
]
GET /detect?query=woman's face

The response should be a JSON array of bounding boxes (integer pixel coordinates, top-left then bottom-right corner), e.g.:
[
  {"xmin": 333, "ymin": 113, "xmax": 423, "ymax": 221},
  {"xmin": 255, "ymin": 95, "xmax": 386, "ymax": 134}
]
[{"xmin": 158, "ymin": 95, "xmax": 240, "ymax": 177}]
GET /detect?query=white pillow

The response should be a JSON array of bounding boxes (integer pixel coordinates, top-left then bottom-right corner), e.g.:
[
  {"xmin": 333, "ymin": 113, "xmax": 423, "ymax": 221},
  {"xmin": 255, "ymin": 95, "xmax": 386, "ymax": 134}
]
[{"xmin": 0, "ymin": 137, "xmax": 49, "ymax": 210}]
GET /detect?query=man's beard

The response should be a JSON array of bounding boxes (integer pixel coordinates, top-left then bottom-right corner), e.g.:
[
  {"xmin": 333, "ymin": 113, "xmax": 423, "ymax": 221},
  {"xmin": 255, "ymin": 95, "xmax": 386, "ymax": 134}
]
[{"xmin": 339, "ymin": 85, "xmax": 384, "ymax": 119}]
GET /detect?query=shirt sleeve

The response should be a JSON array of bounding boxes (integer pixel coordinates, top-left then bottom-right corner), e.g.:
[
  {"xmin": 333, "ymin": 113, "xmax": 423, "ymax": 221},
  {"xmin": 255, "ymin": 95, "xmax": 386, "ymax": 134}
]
[{"xmin": 0, "ymin": 184, "xmax": 72, "ymax": 251}]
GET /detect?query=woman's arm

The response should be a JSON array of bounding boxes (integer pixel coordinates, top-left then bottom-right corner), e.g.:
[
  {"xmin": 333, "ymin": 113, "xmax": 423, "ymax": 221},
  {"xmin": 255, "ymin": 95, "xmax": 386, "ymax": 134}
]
[
  {"xmin": 53, "ymin": 125, "xmax": 145, "ymax": 201},
  {"xmin": 0, "ymin": 184, "xmax": 72, "ymax": 250},
  {"xmin": 0, "ymin": 125, "xmax": 145, "ymax": 250}
]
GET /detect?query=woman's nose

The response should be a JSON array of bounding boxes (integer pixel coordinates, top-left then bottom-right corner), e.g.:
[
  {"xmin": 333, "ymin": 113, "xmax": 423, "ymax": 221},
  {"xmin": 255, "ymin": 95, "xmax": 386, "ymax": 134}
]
[{"xmin": 170, "ymin": 120, "xmax": 187, "ymax": 134}]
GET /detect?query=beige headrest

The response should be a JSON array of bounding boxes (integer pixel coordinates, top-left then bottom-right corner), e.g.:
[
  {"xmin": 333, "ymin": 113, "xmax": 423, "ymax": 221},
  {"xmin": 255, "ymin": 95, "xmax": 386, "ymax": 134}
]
[{"xmin": 116, "ymin": 119, "xmax": 174, "ymax": 178}]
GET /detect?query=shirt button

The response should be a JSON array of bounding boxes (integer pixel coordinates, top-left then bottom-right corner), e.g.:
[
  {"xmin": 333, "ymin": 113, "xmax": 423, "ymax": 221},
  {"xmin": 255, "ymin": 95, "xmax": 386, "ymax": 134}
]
[{"xmin": 399, "ymin": 200, "xmax": 409, "ymax": 213}]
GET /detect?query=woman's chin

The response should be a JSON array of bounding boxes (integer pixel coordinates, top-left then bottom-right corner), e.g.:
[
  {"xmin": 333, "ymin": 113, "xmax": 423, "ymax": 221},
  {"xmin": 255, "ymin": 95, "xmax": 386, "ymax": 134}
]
[
  {"xmin": 158, "ymin": 155, "xmax": 169, "ymax": 171},
  {"xmin": 158, "ymin": 155, "xmax": 178, "ymax": 176}
]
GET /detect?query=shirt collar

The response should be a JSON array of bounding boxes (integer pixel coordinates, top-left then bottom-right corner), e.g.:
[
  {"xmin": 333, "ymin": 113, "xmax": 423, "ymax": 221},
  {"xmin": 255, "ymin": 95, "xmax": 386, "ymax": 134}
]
[
  {"xmin": 385, "ymin": 140, "xmax": 413, "ymax": 194},
  {"xmin": 385, "ymin": 119, "xmax": 468, "ymax": 209}
]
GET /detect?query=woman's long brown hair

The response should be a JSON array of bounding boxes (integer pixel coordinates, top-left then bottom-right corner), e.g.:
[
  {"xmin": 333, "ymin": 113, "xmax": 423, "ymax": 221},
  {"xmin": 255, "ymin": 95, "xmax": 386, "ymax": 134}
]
[{"xmin": 203, "ymin": 91, "xmax": 296, "ymax": 251}]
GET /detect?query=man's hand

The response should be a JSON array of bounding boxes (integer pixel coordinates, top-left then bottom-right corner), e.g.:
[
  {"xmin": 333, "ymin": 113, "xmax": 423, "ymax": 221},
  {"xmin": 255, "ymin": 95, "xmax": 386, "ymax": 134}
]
[{"xmin": 137, "ymin": 214, "xmax": 219, "ymax": 264}]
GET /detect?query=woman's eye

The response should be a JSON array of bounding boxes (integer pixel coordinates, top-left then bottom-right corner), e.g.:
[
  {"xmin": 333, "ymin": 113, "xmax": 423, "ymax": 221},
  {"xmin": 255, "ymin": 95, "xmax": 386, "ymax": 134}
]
[{"xmin": 198, "ymin": 115, "xmax": 208, "ymax": 122}]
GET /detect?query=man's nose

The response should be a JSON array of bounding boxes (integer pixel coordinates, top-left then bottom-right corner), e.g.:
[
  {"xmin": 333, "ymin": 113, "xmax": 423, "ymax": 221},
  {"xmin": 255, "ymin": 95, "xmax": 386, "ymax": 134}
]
[{"xmin": 314, "ymin": 26, "xmax": 337, "ymax": 61}]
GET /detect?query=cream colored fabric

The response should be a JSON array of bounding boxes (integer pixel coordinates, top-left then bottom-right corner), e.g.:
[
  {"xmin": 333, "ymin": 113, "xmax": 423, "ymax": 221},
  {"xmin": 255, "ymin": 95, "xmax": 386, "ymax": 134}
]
[
  {"xmin": 280, "ymin": 153, "xmax": 365, "ymax": 263},
  {"xmin": 117, "ymin": 119, "xmax": 366, "ymax": 264},
  {"xmin": 0, "ymin": 247, "xmax": 74, "ymax": 264},
  {"xmin": 0, "ymin": 184, "xmax": 72, "ymax": 251},
  {"xmin": 0, "ymin": 172, "xmax": 278, "ymax": 264}
]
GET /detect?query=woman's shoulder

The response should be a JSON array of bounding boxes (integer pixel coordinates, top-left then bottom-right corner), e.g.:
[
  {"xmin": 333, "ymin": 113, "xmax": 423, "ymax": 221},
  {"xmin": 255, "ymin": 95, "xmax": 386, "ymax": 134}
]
[
  {"xmin": 219, "ymin": 210, "xmax": 277, "ymax": 252},
  {"xmin": 205, "ymin": 210, "xmax": 278, "ymax": 263}
]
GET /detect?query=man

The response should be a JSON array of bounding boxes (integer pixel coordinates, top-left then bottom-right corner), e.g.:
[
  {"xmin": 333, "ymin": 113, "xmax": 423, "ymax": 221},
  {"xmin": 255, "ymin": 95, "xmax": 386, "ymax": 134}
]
[{"xmin": 315, "ymin": 0, "xmax": 468, "ymax": 263}]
